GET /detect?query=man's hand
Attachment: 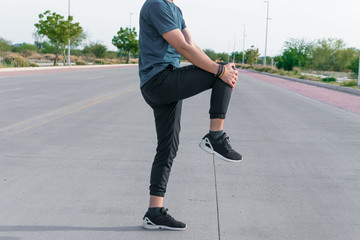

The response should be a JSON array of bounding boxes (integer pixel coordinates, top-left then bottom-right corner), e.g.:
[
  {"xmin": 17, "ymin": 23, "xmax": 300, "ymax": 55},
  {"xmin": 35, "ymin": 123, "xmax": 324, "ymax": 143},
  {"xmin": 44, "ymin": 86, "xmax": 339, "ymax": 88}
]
[
  {"xmin": 162, "ymin": 28, "xmax": 239, "ymax": 90},
  {"xmin": 220, "ymin": 63, "xmax": 238, "ymax": 90}
]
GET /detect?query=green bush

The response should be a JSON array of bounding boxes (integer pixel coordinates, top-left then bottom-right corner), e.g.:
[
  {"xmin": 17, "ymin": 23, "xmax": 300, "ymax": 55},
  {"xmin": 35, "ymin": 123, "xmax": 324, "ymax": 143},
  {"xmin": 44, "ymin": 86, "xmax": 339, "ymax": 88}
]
[
  {"xmin": 308, "ymin": 75, "xmax": 322, "ymax": 81},
  {"xmin": 340, "ymin": 80, "xmax": 358, "ymax": 87},
  {"xmin": 41, "ymin": 42, "xmax": 55, "ymax": 54},
  {"xmin": 105, "ymin": 51, "xmax": 118, "ymax": 59},
  {"xmin": 0, "ymin": 37, "xmax": 11, "ymax": 54},
  {"xmin": 11, "ymin": 43, "xmax": 37, "ymax": 53},
  {"xmin": 347, "ymin": 56, "xmax": 359, "ymax": 76},
  {"xmin": 30, "ymin": 63, "xmax": 39, "ymax": 67},
  {"xmin": 70, "ymin": 49, "xmax": 84, "ymax": 57},
  {"xmin": 76, "ymin": 60, "xmax": 87, "ymax": 65},
  {"xmin": 270, "ymin": 68, "xmax": 279, "ymax": 74},
  {"xmin": 263, "ymin": 67, "xmax": 273, "ymax": 73},
  {"xmin": 94, "ymin": 59, "xmax": 105, "ymax": 65},
  {"xmin": 298, "ymin": 74, "xmax": 322, "ymax": 81},
  {"xmin": 3, "ymin": 54, "xmax": 30, "ymax": 67},
  {"xmin": 83, "ymin": 43, "xmax": 107, "ymax": 58},
  {"xmin": 292, "ymin": 67, "xmax": 302, "ymax": 75},
  {"xmin": 322, "ymin": 77, "xmax": 337, "ymax": 82}
]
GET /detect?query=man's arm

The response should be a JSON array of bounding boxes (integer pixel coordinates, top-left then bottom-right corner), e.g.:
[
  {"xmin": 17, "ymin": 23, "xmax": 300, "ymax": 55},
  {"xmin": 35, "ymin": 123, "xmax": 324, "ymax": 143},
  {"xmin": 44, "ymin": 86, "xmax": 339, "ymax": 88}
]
[
  {"xmin": 182, "ymin": 28, "xmax": 195, "ymax": 46},
  {"xmin": 182, "ymin": 28, "xmax": 209, "ymax": 60},
  {"xmin": 163, "ymin": 28, "xmax": 218, "ymax": 74},
  {"xmin": 162, "ymin": 28, "xmax": 238, "ymax": 89}
]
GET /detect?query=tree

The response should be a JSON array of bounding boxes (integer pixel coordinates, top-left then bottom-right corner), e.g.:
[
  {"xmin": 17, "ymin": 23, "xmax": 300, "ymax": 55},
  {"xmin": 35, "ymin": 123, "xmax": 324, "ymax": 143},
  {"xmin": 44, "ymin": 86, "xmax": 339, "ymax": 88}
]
[
  {"xmin": 33, "ymin": 31, "xmax": 44, "ymax": 53},
  {"xmin": 34, "ymin": 10, "xmax": 84, "ymax": 66},
  {"xmin": 41, "ymin": 41, "xmax": 56, "ymax": 54},
  {"xmin": 347, "ymin": 53, "xmax": 360, "ymax": 76},
  {"xmin": 11, "ymin": 43, "xmax": 38, "ymax": 57},
  {"xmin": 334, "ymin": 47, "xmax": 359, "ymax": 72},
  {"xmin": 245, "ymin": 46, "xmax": 260, "ymax": 66},
  {"xmin": 310, "ymin": 38, "xmax": 345, "ymax": 71},
  {"xmin": 0, "ymin": 37, "xmax": 11, "ymax": 55},
  {"xmin": 112, "ymin": 27, "xmax": 139, "ymax": 63},
  {"xmin": 230, "ymin": 51, "xmax": 244, "ymax": 63},
  {"xmin": 83, "ymin": 42, "xmax": 107, "ymax": 58},
  {"xmin": 217, "ymin": 52, "xmax": 229, "ymax": 62},
  {"xmin": 204, "ymin": 49, "xmax": 218, "ymax": 61},
  {"xmin": 276, "ymin": 38, "xmax": 313, "ymax": 71}
]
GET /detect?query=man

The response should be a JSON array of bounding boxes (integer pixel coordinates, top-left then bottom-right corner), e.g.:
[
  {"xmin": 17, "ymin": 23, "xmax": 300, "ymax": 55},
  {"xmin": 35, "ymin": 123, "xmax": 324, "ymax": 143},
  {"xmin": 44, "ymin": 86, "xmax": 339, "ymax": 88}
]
[{"xmin": 139, "ymin": 0, "xmax": 242, "ymax": 231}]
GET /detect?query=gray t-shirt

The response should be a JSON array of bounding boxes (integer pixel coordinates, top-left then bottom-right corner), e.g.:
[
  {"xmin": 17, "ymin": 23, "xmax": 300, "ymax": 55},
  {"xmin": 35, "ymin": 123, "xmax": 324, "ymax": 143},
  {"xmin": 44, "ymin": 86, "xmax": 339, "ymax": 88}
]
[{"xmin": 139, "ymin": 0, "xmax": 186, "ymax": 87}]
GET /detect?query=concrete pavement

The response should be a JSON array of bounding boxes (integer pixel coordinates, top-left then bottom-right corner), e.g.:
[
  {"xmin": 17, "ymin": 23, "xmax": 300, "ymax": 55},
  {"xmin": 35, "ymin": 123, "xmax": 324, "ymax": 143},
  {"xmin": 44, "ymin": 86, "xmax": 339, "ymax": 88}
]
[{"xmin": 1, "ymin": 66, "xmax": 360, "ymax": 240}]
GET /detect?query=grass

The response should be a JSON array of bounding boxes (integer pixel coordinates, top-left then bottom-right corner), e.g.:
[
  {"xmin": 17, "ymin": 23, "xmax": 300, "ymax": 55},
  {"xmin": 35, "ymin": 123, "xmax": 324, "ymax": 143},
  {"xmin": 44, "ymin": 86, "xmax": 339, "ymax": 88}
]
[
  {"xmin": 239, "ymin": 64, "xmax": 359, "ymax": 89},
  {"xmin": 0, "ymin": 65, "xmax": 11, "ymax": 68},
  {"xmin": 340, "ymin": 80, "xmax": 358, "ymax": 87}
]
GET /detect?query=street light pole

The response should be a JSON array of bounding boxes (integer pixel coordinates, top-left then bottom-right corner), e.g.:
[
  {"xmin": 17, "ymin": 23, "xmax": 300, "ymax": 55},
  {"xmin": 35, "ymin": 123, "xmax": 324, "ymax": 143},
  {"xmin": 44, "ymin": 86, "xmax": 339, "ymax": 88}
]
[
  {"xmin": 242, "ymin": 24, "xmax": 246, "ymax": 67},
  {"xmin": 130, "ymin": 13, "xmax": 134, "ymax": 29},
  {"xmin": 227, "ymin": 40, "xmax": 230, "ymax": 63},
  {"xmin": 67, "ymin": 0, "xmax": 71, "ymax": 66},
  {"xmin": 232, "ymin": 35, "xmax": 236, "ymax": 63},
  {"xmin": 264, "ymin": 0, "xmax": 270, "ymax": 66},
  {"xmin": 358, "ymin": 56, "xmax": 360, "ymax": 87},
  {"xmin": 128, "ymin": 13, "xmax": 134, "ymax": 64}
]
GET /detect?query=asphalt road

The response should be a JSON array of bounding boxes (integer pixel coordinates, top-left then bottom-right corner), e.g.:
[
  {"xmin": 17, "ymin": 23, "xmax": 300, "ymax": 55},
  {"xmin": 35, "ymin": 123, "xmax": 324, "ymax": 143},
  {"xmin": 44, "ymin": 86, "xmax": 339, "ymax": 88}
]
[{"xmin": 1, "ymin": 66, "xmax": 360, "ymax": 240}]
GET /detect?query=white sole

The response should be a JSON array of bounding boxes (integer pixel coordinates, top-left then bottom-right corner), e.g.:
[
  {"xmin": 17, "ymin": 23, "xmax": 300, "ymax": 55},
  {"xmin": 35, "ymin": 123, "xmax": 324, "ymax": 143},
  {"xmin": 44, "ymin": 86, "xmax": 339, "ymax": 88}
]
[
  {"xmin": 142, "ymin": 217, "xmax": 187, "ymax": 231},
  {"xmin": 199, "ymin": 137, "xmax": 243, "ymax": 163}
]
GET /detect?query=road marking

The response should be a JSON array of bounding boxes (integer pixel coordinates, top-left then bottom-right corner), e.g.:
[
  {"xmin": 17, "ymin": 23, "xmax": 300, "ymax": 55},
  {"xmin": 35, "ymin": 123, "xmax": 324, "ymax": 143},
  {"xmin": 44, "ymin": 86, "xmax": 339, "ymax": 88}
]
[{"xmin": 0, "ymin": 85, "xmax": 137, "ymax": 140}]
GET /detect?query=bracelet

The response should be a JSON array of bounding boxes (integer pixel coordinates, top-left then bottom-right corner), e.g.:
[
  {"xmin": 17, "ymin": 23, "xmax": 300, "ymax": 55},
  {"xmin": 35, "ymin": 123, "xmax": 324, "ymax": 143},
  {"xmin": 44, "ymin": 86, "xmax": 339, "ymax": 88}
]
[
  {"xmin": 219, "ymin": 65, "xmax": 226, "ymax": 78},
  {"xmin": 215, "ymin": 64, "xmax": 224, "ymax": 78}
]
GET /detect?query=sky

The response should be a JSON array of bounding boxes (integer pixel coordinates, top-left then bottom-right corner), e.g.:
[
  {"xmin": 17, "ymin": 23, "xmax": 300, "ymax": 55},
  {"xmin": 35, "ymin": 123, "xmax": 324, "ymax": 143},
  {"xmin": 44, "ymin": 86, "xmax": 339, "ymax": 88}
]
[{"xmin": 1, "ymin": 0, "xmax": 359, "ymax": 57}]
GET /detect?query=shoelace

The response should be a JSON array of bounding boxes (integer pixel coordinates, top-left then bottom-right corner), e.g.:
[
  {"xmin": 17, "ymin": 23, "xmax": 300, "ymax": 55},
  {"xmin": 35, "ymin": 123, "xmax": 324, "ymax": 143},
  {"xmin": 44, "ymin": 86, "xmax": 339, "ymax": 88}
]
[
  {"xmin": 161, "ymin": 208, "xmax": 175, "ymax": 221},
  {"xmin": 223, "ymin": 136, "xmax": 234, "ymax": 152}
]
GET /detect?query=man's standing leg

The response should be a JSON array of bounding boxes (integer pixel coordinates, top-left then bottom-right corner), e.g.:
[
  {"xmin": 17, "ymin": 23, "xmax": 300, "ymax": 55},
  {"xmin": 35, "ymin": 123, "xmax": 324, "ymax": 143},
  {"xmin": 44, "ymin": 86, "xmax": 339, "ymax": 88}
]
[
  {"xmin": 142, "ymin": 100, "xmax": 187, "ymax": 230},
  {"xmin": 150, "ymin": 100, "xmax": 182, "ymax": 200}
]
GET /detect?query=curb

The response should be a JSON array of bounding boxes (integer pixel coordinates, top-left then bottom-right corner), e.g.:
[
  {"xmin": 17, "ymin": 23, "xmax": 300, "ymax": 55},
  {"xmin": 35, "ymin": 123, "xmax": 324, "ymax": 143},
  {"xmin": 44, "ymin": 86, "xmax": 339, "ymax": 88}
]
[
  {"xmin": 0, "ymin": 64, "xmax": 138, "ymax": 73},
  {"xmin": 244, "ymin": 69, "xmax": 360, "ymax": 97}
]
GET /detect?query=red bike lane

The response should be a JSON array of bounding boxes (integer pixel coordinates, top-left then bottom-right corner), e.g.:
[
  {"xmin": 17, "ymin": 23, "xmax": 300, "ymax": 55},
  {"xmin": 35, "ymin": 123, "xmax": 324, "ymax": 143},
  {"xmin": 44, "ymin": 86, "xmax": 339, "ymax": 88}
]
[{"xmin": 240, "ymin": 70, "xmax": 360, "ymax": 115}]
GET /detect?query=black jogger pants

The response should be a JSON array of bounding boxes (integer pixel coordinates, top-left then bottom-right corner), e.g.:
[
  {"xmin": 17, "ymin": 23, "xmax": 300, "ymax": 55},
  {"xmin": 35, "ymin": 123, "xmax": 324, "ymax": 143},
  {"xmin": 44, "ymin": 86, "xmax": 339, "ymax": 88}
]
[{"xmin": 141, "ymin": 64, "xmax": 233, "ymax": 197}]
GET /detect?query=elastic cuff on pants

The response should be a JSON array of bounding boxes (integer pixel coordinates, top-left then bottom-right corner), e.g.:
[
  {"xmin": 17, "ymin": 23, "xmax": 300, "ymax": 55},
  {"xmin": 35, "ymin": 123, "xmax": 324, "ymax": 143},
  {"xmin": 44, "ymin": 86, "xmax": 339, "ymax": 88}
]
[
  {"xmin": 150, "ymin": 191, "xmax": 165, "ymax": 197},
  {"xmin": 210, "ymin": 113, "xmax": 226, "ymax": 119}
]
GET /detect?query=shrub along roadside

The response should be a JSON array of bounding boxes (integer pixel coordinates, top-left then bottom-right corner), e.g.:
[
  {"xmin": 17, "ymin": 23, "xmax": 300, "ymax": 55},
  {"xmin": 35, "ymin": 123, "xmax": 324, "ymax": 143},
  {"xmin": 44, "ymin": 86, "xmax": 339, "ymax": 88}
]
[
  {"xmin": 75, "ymin": 60, "xmax": 87, "ymax": 65},
  {"xmin": 237, "ymin": 64, "xmax": 322, "ymax": 81},
  {"xmin": 238, "ymin": 64, "xmax": 359, "ymax": 89},
  {"xmin": 322, "ymin": 77, "xmax": 337, "ymax": 82},
  {"xmin": 340, "ymin": 80, "xmax": 358, "ymax": 87},
  {"xmin": 2, "ymin": 53, "xmax": 30, "ymax": 67}
]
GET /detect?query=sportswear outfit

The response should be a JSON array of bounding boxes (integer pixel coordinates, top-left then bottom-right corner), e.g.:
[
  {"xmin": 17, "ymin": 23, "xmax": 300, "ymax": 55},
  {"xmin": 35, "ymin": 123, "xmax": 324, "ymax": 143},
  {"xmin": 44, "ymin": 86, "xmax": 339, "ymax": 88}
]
[{"xmin": 139, "ymin": 0, "xmax": 242, "ymax": 230}]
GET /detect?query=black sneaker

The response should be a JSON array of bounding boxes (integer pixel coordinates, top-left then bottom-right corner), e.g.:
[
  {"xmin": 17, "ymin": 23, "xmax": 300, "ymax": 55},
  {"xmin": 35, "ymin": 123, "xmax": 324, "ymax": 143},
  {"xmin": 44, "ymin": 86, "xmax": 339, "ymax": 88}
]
[
  {"xmin": 199, "ymin": 132, "xmax": 242, "ymax": 162},
  {"xmin": 142, "ymin": 207, "xmax": 187, "ymax": 231}
]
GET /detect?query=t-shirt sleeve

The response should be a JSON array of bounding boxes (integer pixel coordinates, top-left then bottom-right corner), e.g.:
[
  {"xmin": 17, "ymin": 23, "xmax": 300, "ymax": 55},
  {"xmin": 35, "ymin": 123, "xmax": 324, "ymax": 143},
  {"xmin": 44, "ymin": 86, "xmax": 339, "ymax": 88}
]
[
  {"xmin": 180, "ymin": 9, "xmax": 187, "ymax": 30},
  {"xmin": 148, "ymin": 2, "xmax": 179, "ymax": 35}
]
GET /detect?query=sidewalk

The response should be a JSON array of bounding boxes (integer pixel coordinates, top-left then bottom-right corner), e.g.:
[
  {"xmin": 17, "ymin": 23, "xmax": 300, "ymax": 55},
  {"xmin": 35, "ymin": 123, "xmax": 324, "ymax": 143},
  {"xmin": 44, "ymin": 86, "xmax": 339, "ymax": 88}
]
[
  {"xmin": 241, "ymin": 70, "xmax": 360, "ymax": 115},
  {"xmin": 245, "ymin": 69, "xmax": 360, "ymax": 96}
]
